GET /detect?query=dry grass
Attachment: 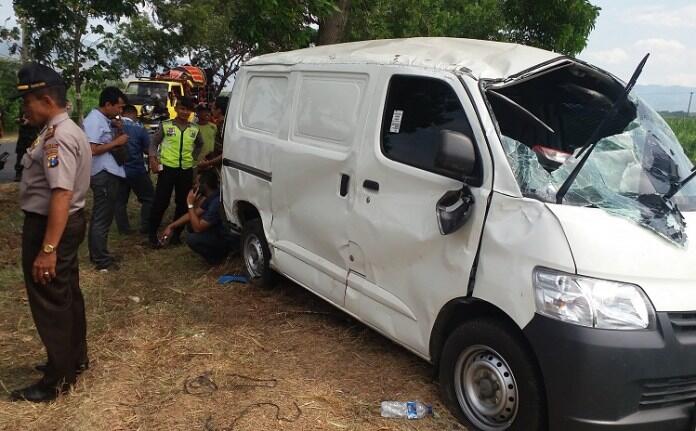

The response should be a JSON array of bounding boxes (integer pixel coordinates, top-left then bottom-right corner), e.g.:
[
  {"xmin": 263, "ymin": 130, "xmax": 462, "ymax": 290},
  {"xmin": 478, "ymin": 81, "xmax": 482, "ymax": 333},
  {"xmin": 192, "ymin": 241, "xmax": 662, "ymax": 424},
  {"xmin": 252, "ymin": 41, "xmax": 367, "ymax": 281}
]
[{"xmin": 0, "ymin": 183, "xmax": 463, "ymax": 431}]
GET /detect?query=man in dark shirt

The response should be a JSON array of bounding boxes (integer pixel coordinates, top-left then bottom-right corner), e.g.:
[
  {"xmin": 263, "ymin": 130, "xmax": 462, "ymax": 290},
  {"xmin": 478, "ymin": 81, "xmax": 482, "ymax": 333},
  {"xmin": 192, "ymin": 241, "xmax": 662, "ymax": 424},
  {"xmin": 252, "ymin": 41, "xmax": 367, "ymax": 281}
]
[
  {"xmin": 161, "ymin": 169, "xmax": 236, "ymax": 264},
  {"xmin": 114, "ymin": 105, "xmax": 155, "ymax": 234}
]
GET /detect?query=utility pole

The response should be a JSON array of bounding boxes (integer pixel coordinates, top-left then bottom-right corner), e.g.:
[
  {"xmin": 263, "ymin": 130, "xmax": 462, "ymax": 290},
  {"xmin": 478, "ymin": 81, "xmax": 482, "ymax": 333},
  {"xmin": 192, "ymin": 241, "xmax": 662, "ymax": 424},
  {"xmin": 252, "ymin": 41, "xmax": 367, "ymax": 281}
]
[
  {"xmin": 16, "ymin": 7, "xmax": 31, "ymax": 63},
  {"xmin": 688, "ymin": 91, "xmax": 694, "ymax": 118}
]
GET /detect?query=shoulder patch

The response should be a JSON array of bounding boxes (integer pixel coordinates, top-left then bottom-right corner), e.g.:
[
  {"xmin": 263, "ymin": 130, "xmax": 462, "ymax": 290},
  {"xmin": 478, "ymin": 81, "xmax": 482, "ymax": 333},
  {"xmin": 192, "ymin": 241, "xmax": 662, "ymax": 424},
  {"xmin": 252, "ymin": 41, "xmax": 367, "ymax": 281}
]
[{"xmin": 44, "ymin": 126, "xmax": 55, "ymax": 141}]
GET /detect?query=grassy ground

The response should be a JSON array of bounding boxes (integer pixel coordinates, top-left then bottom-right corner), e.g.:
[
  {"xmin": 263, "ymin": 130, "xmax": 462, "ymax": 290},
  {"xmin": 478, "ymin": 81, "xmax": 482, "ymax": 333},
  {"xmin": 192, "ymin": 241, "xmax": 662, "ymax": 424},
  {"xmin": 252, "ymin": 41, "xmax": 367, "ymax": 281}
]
[
  {"xmin": 0, "ymin": 183, "xmax": 461, "ymax": 431},
  {"xmin": 666, "ymin": 117, "xmax": 696, "ymax": 161}
]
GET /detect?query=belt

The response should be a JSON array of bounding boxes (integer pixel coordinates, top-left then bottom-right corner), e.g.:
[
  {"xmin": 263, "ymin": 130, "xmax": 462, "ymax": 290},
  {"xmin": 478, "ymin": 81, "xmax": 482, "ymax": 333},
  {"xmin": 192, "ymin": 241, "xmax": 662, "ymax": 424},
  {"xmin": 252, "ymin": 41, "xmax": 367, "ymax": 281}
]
[{"xmin": 24, "ymin": 209, "xmax": 85, "ymax": 219}]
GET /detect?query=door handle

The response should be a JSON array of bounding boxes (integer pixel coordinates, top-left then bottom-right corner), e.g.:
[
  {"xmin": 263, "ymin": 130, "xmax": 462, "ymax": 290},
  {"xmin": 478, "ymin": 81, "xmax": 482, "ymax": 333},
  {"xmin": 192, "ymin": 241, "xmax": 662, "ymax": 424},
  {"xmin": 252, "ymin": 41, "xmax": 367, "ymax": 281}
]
[
  {"xmin": 363, "ymin": 180, "xmax": 380, "ymax": 192},
  {"xmin": 339, "ymin": 174, "xmax": 350, "ymax": 197}
]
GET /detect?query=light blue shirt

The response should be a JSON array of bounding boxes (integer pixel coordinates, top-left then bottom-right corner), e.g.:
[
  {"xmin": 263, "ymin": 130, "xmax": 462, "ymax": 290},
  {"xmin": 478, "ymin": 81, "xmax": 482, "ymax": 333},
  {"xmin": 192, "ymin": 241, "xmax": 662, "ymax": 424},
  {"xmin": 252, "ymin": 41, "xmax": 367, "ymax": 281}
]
[{"xmin": 83, "ymin": 108, "xmax": 126, "ymax": 178}]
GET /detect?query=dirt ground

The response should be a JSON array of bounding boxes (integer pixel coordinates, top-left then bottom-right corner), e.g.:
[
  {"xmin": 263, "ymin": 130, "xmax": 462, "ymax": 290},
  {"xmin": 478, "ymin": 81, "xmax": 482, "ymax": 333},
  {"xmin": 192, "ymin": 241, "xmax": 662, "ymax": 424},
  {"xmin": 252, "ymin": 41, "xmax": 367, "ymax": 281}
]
[{"xmin": 0, "ymin": 183, "xmax": 465, "ymax": 431}]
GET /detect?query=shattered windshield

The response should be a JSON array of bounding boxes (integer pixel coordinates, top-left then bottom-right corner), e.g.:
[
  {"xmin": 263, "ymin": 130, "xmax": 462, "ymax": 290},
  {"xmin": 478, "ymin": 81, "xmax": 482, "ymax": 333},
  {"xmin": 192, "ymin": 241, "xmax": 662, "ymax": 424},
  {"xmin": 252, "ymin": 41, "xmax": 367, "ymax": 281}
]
[{"xmin": 488, "ymin": 63, "xmax": 695, "ymax": 246}]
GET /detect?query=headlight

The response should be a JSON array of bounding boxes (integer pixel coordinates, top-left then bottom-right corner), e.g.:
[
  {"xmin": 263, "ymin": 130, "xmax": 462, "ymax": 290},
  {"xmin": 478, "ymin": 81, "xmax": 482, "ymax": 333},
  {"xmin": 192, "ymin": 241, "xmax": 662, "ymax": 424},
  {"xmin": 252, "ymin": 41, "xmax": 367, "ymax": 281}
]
[{"xmin": 533, "ymin": 268, "xmax": 654, "ymax": 330}]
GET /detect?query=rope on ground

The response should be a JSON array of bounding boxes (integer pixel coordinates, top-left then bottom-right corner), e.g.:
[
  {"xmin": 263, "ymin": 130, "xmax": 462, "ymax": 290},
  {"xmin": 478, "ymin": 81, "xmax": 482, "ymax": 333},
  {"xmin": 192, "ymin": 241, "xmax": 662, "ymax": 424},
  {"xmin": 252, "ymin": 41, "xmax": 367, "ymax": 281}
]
[{"xmin": 188, "ymin": 372, "xmax": 301, "ymax": 430}]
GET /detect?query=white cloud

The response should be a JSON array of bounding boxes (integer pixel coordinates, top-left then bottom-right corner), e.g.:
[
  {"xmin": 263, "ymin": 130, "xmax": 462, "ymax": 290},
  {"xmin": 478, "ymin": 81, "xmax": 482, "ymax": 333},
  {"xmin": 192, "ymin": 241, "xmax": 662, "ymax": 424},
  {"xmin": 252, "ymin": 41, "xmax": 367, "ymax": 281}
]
[
  {"xmin": 624, "ymin": 4, "xmax": 696, "ymax": 29},
  {"xmin": 634, "ymin": 38, "xmax": 686, "ymax": 54},
  {"xmin": 583, "ymin": 48, "xmax": 630, "ymax": 65}
]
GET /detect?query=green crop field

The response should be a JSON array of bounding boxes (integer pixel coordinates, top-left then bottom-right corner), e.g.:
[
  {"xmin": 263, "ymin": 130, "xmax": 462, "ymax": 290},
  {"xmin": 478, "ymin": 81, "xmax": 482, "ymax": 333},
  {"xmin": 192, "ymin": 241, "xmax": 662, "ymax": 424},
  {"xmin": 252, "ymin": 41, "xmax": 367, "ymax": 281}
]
[{"xmin": 666, "ymin": 117, "xmax": 696, "ymax": 161}]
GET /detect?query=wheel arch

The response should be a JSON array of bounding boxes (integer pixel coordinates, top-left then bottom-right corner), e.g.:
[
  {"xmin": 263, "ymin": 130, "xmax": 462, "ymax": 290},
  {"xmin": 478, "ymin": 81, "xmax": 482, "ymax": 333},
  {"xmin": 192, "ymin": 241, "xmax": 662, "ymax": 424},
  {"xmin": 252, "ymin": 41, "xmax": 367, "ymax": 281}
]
[
  {"xmin": 430, "ymin": 297, "xmax": 539, "ymax": 373},
  {"xmin": 235, "ymin": 200, "xmax": 262, "ymax": 225}
]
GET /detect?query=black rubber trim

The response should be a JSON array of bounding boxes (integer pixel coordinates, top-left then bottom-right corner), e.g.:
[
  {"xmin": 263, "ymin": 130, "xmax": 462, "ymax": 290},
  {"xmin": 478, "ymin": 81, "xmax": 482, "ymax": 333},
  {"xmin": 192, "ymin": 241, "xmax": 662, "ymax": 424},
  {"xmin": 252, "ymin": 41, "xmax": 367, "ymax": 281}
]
[{"xmin": 223, "ymin": 158, "xmax": 272, "ymax": 182}]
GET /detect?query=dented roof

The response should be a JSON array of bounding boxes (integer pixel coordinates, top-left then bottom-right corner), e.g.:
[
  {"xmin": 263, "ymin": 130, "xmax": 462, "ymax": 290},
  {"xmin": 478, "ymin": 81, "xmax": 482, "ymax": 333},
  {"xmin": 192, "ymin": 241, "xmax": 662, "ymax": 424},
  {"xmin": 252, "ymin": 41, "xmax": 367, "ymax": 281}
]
[{"xmin": 245, "ymin": 37, "xmax": 562, "ymax": 79}]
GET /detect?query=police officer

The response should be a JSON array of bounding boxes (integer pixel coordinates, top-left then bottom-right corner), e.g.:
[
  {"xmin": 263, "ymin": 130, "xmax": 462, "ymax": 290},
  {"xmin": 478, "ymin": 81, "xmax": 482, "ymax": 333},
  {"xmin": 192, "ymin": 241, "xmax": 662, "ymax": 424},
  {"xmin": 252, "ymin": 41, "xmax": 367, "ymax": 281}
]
[
  {"xmin": 148, "ymin": 96, "xmax": 203, "ymax": 247},
  {"xmin": 11, "ymin": 63, "xmax": 91, "ymax": 402}
]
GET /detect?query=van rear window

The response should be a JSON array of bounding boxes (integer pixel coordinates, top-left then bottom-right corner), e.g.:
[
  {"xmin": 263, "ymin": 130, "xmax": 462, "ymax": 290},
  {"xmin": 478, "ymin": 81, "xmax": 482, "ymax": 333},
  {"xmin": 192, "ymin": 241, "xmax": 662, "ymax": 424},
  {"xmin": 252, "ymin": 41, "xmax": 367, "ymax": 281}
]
[{"xmin": 381, "ymin": 75, "xmax": 478, "ymax": 181}]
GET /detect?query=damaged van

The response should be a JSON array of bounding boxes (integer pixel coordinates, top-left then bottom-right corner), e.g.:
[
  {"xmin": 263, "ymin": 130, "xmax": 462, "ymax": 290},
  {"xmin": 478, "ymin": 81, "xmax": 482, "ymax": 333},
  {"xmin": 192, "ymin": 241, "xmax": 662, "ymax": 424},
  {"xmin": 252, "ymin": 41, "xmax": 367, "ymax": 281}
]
[{"xmin": 221, "ymin": 38, "xmax": 696, "ymax": 430}]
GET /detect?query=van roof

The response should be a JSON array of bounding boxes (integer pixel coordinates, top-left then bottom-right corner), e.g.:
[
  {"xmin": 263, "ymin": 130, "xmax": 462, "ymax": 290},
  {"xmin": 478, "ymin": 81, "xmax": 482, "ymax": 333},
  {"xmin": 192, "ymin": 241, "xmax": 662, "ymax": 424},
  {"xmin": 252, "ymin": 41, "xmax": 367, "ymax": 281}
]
[{"xmin": 245, "ymin": 37, "xmax": 562, "ymax": 79}]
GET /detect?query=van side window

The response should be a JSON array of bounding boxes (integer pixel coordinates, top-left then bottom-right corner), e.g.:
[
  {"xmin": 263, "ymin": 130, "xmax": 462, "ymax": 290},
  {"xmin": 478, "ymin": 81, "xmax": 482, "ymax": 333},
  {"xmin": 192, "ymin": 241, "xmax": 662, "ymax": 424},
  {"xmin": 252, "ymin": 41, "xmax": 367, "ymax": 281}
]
[
  {"xmin": 241, "ymin": 76, "xmax": 288, "ymax": 134},
  {"xmin": 381, "ymin": 75, "xmax": 480, "ymax": 181}
]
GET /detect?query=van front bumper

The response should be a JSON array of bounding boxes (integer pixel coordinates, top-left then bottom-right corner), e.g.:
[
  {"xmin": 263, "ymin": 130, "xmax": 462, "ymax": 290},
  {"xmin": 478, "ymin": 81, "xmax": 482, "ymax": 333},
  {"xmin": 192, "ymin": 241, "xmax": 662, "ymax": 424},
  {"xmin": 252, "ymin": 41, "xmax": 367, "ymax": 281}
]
[{"xmin": 524, "ymin": 313, "xmax": 696, "ymax": 431}]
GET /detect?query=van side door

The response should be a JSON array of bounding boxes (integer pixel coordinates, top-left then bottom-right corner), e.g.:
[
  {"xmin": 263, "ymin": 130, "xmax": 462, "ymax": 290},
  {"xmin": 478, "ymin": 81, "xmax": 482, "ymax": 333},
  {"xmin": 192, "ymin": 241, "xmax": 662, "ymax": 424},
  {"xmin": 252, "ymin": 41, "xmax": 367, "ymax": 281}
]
[
  {"xmin": 346, "ymin": 72, "xmax": 493, "ymax": 356},
  {"xmin": 270, "ymin": 70, "xmax": 372, "ymax": 306}
]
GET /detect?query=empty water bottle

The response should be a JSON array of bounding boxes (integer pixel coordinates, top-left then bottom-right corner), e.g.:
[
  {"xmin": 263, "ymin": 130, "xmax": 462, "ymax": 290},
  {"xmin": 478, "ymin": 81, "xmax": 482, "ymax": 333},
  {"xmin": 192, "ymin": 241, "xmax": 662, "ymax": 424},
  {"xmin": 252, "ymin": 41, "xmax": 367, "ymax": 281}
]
[{"xmin": 380, "ymin": 401, "xmax": 432, "ymax": 419}]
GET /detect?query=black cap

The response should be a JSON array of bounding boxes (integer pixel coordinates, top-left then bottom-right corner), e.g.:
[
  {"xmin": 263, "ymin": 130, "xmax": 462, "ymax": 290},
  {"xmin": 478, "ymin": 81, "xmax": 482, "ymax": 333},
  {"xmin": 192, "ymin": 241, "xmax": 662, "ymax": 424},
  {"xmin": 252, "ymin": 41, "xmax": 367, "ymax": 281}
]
[{"xmin": 15, "ymin": 62, "xmax": 65, "ymax": 98}]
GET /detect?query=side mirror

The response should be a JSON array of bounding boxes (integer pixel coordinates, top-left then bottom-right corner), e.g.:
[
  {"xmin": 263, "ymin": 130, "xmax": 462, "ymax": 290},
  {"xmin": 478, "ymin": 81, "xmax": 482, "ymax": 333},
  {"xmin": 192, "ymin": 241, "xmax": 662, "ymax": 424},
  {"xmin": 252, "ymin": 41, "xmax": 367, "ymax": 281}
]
[{"xmin": 435, "ymin": 130, "xmax": 477, "ymax": 180}]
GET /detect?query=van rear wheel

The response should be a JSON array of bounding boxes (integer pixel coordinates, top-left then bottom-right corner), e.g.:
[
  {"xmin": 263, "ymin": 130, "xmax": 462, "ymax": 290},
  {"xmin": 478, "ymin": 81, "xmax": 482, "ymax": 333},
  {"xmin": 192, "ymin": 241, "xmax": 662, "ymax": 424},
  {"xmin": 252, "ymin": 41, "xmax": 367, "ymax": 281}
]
[
  {"xmin": 241, "ymin": 219, "xmax": 276, "ymax": 287},
  {"xmin": 439, "ymin": 319, "xmax": 546, "ymax": 431}
]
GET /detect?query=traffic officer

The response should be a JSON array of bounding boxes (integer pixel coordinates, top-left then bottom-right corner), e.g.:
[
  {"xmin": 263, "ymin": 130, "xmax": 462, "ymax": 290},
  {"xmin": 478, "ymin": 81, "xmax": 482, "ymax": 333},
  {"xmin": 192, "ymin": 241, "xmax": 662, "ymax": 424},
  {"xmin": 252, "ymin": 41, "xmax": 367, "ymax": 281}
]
[
  {"xmin": 11, "ymin": 63, "xmax": 92, "ymax": 402},
  {"xmin": 148, "ymin": 96, "xmax": 203, "ymax": 247}
]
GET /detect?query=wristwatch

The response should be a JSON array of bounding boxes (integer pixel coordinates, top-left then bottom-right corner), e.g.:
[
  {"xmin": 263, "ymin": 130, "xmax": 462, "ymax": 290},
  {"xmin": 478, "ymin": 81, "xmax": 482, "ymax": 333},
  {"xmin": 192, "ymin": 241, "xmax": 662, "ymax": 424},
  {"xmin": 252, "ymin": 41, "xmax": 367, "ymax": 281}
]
[
  {"xmin": 187, "ymin": 203, "xmax": 194, "ymax": 209},
  {"xmin": 42, "ymin": 244, "xmax": 56, "ymax": 254}
]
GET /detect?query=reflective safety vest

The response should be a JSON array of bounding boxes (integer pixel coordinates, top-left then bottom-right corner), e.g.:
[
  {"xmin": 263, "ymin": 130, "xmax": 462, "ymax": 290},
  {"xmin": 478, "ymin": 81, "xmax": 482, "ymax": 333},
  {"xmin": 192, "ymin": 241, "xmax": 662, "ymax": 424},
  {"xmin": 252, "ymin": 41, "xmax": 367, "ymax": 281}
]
[{"xmin": 160, "ymin": 120, "xmax": 199, "ymax": 169}]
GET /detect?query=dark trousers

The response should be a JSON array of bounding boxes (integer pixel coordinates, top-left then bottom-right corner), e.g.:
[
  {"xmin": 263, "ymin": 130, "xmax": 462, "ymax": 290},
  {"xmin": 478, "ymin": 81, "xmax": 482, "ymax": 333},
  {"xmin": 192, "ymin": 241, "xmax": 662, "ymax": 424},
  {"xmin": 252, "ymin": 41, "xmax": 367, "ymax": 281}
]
[
  {"xmin": 149, "ymin": 166, "xmax": 193, "ymax": 242},
  {"xmin": 185, "ymin": 228, "xmax": 237, "ymax": 265},
  {"xmin": 22, "ymin": 210, "xmax": 87, "ymax": 388},
  {"xmin": 115, "ymin": 172, "xmax": 155, "ymax": 234},
  {"xmin": 89, "ymin": 170, "xmax": 125, "ymax": 268}
]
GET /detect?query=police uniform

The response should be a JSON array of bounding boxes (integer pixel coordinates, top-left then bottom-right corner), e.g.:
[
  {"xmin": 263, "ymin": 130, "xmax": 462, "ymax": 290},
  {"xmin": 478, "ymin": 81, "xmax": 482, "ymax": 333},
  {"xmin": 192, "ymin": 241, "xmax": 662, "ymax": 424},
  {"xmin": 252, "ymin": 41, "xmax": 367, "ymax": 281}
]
[
  {"xmin": 149, "ymin": 118, "xmax": 203, "ymax": 245},
  {"xmin": 13, "ymin": 63, "xmax": 91, "ymax": 402}
]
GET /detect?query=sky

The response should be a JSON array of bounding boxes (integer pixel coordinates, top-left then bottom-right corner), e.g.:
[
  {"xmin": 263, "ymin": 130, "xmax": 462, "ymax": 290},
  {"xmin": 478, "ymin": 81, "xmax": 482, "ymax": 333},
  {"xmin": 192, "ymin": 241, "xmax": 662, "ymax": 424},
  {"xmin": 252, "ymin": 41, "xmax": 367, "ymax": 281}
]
[
  {"xmin": 579, "ymin": 0, "xmax": 696, "ymax": 88},
  {"xmin": 1, "ymin": 0, "xmax": 694, "ymax": 90}
]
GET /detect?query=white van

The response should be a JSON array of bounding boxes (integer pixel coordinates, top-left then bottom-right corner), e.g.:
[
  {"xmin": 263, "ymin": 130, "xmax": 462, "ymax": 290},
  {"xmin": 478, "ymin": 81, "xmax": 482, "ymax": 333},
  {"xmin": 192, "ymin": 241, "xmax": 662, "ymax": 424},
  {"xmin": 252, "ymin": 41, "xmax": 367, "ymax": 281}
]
[{"xmin": 221, "ymin": 38, "xmax": 696, "ymax": 430}]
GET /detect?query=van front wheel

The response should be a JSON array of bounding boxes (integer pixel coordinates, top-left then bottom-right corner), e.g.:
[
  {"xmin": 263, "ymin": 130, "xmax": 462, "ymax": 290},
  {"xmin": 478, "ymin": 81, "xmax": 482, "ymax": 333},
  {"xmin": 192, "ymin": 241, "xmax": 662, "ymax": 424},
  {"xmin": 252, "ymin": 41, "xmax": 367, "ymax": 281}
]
[
  {"xmin": 439, "ymin": 319, "xmax": 546, "ymax": 431},
  {"xmin": 241, "ymin": 219, "xmax": 276, "ymax": 287}
]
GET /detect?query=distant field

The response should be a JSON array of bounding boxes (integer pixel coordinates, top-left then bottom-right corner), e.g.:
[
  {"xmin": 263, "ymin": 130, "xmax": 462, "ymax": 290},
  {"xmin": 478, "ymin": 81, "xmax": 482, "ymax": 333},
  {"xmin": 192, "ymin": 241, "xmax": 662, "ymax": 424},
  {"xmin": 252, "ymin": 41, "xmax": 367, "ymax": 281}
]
[{"xmin": 666, "ymin": 117, "xmax": 696, "ymax": 161}]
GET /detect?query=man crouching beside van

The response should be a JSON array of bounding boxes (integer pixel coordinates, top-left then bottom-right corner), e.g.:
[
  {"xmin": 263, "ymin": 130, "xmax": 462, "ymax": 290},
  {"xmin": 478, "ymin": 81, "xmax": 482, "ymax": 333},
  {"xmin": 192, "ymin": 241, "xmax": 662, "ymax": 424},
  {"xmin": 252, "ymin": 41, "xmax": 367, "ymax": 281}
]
[{"xmin": 160, "ymin": 170, "xmax": 237, "ymax": 265}]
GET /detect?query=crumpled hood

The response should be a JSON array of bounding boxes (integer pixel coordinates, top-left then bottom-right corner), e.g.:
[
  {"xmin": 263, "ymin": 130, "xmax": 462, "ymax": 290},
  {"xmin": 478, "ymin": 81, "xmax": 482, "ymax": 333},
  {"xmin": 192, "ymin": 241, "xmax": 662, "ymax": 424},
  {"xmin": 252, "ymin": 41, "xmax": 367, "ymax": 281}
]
[{"xmin": 547, "ymin": 204, "xmax": 696, "ymax": 312}]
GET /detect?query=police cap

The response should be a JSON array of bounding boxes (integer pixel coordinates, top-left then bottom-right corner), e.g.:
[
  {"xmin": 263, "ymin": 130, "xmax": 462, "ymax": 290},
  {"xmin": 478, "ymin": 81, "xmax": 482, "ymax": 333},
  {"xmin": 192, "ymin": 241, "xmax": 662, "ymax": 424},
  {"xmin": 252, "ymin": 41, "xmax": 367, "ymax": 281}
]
[{"xmin": 15, "ymin": 62, "xmax": 65, "ymax": 98}]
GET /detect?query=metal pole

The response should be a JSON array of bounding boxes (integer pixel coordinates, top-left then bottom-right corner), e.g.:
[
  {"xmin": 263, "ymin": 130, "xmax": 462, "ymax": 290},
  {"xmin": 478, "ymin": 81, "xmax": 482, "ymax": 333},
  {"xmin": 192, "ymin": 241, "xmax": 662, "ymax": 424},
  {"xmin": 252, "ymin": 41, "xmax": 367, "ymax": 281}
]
[{"xmin": 688, "ymin": 91, "xmax": 694, "ymax": 118}]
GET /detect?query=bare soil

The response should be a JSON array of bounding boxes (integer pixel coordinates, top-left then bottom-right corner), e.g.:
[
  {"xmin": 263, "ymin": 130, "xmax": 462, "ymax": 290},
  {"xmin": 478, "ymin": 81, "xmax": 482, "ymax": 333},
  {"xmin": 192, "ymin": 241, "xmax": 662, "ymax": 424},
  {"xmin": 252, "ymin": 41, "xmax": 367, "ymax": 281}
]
[{"xmin": 0, "ymin": 183, "xmax": 464, "ymax": 431}]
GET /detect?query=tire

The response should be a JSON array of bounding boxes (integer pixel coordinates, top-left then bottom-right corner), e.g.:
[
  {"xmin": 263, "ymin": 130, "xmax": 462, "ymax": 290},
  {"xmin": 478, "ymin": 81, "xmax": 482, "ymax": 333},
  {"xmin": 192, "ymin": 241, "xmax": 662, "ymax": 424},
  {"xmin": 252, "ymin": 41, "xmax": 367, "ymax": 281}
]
[
  {"xmin": 240, "ymin": 219, "xmax": 277, "ymax": 288},
  {"xmin": 439, "ymin": 319, "xmax": 546, "ymax": 431}
]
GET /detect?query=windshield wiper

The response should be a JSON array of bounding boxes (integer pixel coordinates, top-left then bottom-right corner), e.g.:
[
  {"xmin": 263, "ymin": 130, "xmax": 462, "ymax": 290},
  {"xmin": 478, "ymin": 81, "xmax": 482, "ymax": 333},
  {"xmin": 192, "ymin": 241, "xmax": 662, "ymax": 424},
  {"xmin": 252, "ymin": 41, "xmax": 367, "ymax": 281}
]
[
  {"xmin": 665, "ymin": 167, "xmax": 696, "ymax": 199},
  {"xmin": 555, "ymin": 54, "xmax": 650, "ymax": 204}
]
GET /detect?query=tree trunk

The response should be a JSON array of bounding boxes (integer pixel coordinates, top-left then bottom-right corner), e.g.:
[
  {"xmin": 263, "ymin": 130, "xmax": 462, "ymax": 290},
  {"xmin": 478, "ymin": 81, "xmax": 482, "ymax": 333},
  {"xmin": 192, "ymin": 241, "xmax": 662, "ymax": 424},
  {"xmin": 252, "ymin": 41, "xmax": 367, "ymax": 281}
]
[
  {"xmin": 317, "ymin": 0, "xmax": 352, "ymax": 46},
  {"xmin": 73, "ymin": 25, "xmax": 83, "ymax": 123}
]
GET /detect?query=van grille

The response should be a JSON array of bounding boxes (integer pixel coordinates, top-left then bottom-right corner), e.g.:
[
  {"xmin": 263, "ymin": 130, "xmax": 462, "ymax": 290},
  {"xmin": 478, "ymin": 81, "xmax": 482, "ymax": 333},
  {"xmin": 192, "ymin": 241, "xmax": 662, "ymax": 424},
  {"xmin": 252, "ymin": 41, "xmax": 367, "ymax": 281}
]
[
  {"xmin": 669, "ymin": 312, "xmax": 696, "ymax": 333},
  {"xmin": 640, "ymin": 376, "xmax": 696, "ymax": 408}
]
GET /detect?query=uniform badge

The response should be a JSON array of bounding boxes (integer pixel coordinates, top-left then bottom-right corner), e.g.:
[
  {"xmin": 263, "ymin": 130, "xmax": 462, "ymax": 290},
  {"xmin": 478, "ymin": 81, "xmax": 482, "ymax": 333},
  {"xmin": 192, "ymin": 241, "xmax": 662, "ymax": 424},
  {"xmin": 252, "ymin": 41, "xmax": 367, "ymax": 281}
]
[
  {"xmin": 45, "ymin": 143, "xmax": 59, "ymax": 168},
  {"xmin": 47, "ymin": 154, "xmax": 59, "ymax": 168},
  {"xmin": 189, "ymin": 130, "xmax": 197, "ymax": 138},
  {"xmin": 166, "ymin": 127, "xmax": 176, "ymax": 136}
]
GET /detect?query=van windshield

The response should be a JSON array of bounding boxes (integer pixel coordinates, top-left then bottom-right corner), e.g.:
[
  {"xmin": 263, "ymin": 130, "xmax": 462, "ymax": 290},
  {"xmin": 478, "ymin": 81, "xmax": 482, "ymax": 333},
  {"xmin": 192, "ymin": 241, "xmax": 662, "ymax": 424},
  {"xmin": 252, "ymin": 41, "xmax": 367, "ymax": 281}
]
[
  {"xmin": 125, "ymin": 81, "xmax": 169, "ymax": 105},
  {"xmin": 486, "ymin": 62, "xmax": 695, "ymax": 246}
]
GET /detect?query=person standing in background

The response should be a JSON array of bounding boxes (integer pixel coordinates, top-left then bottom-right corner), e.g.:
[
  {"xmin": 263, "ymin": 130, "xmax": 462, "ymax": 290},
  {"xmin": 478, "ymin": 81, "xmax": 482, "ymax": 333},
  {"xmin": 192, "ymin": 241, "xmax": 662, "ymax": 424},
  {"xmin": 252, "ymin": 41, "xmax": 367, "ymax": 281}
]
[
  {"xmin": 83, "ymin": 87, "xmax": 128, "ymax": 271},
  {"xmin": 11, "ymin": 63, "xmax": 91, "ymax": 402},
  {"xmin": 194, "ymin": 104, "xmax": 217, "ymax": 172},
  {"xmin": 114, "ymin": 104, "xmax": 154, "ymax": 235},
  {"xmin": 14, "ymin": 108, "xmax": 41, "ymax": 182},
  {"xmin": 148, "ymin": 96, "xmax": 203, "ymax": 247},
  {"xmin": 197, "ymin": 97, "xmax": 228, "ymax": 171}
]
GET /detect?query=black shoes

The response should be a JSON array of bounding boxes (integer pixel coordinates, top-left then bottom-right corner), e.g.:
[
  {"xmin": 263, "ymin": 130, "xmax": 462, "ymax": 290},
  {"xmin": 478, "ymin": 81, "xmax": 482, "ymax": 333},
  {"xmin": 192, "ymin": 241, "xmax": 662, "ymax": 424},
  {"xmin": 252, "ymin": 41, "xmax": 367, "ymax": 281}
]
[
  {"xmin": 10, "ymin": 381, "xmax": 70, "ymax": 403},
  {"xmin": 34, "ymin": 360, "xmax": 89, "ymax": 375}
]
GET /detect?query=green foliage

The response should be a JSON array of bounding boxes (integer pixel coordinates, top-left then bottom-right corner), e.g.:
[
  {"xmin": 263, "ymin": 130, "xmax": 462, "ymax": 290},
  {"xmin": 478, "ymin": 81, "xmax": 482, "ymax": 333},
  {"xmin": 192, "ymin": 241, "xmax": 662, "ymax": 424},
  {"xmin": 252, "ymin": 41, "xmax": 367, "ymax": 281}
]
[
  {"xmin": 345, "ymin": 0, "xmax": 600, "ymax": 56},
  {"xmin": 112, "ymin": 0, "xmax": 335, "ymax": 97},
  {"xmin": 0, "ymin": 59, "xmax": 21, "ymax": 133},
  {"xmin": 666, "ymin": 117, "xmax": 696, "ymax": 162},
  {"xmin": 12, "ymin": 0, "xmax": 139, "ymax": 118}
]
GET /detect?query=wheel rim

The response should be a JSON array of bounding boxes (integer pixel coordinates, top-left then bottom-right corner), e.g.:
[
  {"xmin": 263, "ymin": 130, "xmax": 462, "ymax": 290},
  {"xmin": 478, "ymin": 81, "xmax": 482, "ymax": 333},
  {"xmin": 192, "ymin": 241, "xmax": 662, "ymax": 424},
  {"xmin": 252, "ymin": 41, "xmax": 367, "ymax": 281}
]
[
  {"xmin": 244, "ymin": 233, "xmax": 265, "ymax": 278},
  {"xmin": 454, "ymin": 345, "xmax": 519, "ymax": 431}
]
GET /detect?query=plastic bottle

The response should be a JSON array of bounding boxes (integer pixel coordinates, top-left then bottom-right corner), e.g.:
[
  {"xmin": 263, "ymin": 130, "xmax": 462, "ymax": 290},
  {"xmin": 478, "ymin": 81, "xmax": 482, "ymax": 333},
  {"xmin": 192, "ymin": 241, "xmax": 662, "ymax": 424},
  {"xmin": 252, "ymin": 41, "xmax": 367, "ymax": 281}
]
[{"xmin": 380, "ymin": 401, "xmax": 432, "ymax": 419}]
